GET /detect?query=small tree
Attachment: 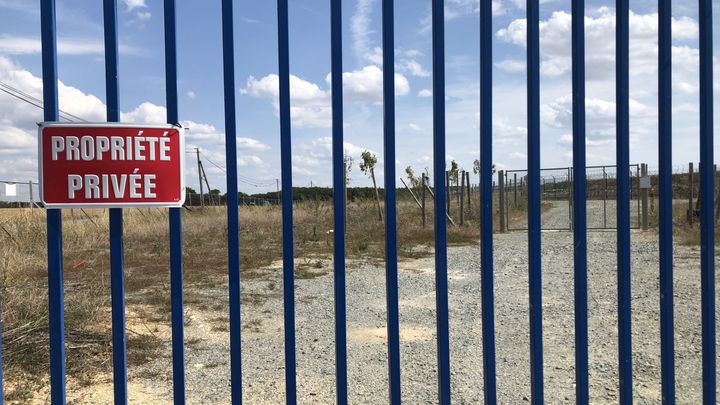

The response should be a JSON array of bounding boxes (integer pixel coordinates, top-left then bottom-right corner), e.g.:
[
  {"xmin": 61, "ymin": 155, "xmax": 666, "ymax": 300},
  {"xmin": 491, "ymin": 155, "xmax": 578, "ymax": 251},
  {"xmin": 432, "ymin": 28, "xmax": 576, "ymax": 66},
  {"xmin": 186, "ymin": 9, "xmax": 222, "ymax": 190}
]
[
  {"xmin": 449, "ymin": 160, "xmax": 460, "ymax": 186},
  {"xmin": 343, "ymin": 152, "xmax": 353, "ymax": 185},
  {"xmin": 343, "ymin": 150, "xmax": 353, "ymax": 197},
  {"xmin": 472, "ymin": 159, "xmax": 496, "ymax": 176},
  {"xmin": 405, "ymin": 166, "xmax": 422, "ymax": 190},
  {"xmin": 209, "ymin": 189, "xmax": 222, "ymax": 206},
  {"xmin": 360, "ymin": 150, "xmax": 382, "ymax": 221}
]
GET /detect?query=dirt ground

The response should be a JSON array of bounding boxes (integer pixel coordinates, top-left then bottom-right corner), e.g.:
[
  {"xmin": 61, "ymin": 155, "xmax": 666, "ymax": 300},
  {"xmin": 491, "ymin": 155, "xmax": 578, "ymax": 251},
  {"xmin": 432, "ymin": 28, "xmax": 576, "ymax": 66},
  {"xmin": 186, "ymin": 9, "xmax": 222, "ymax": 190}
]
[{"xmin": 24, "ymin": 201, "xmax": 719, "ymax": 404}]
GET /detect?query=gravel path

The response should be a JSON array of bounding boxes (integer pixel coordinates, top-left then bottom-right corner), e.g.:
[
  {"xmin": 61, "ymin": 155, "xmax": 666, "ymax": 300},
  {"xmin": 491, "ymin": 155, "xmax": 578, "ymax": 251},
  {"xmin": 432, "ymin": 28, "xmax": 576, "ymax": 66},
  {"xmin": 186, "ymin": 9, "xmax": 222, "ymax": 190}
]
[
  {"xmin": 55, "ymin": 204, "xmax": 718, "ymax": 404},
  {"xmin": 508, "ymin": 200, "xmax": 643, "ymax": 230}
]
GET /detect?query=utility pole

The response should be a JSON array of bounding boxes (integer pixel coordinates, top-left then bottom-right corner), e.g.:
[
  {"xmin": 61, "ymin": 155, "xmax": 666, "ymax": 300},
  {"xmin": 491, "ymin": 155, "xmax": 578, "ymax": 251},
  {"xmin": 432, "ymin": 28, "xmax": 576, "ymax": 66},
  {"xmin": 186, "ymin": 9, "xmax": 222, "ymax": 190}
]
[
  {"xmin": 196, "ymin": 148, "xmax": 204, "ymax": 207},
  {"xmin": 200, "ymin": 160, "xmax": 213, "ymax": 206}
]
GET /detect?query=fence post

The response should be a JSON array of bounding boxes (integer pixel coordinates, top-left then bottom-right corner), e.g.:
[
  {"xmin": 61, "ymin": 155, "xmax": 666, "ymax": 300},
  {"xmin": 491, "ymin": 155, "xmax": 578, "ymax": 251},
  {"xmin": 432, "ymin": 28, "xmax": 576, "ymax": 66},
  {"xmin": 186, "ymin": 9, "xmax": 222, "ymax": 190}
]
[
  {"xmin": 636, "ymin": 165, "xmax": 641, "ymax": 227},
  {"xmin": 505, "ymin": 172, "xmax": 510, "ymax": 229},
  {"xmin": 689, "ymin": 162, "xmax": 694, "ymax": 225},
  {"xmin": 466, "ymin": 172, "xmax": 471, "ymax": 209},
  {"xmin": 603, "ymin": 167, "xmax": 607, "ymax": 228},
  {"xmin": 28, "ymin": 180, "xmax": 33, "ymax": 211},
  {"xmin": 499, "ymin": 170, "xmax": 506, "ymax": 232},
  {"xmin": 513, "ymin": 173, "xmax": 518, "ymax": 208},
  {"xmin": 41, "ymin": 0, "xmax": 67, "ymax": 402},
  {"xmin": 221, "ymin": 0, "xmax": 244, "ymax": 401},
  {"xmin": 457, "ymin": 171, "xmax": 461, "ymax": 206},
  {"xmin": 642, "ymin": 164, "xmax": 649, "ymax": 230},
  {"xmin": 460, "ymin": 170, "xmax": 465, "ymax": 226},
  {"xmin": 196, "ymin": 148, "xmax": 204, "ymax": 207},
  {"xmin": 715, "ymin": 164, "xmax": 719, "ymax": 221},
  {"xmin": 568, "ymin": 167, "xmax": 573, "ymax": 230},
  {"xmin": 698, "ymin": 3, "xmax": 716, "ymax": 401},
  {"xmin": 446, "ymin": 171, "xmax": 451, "ymax": 219},
  {"xmin": 422, "ymin": 174, "xmax": 427, "ymax": 228}
]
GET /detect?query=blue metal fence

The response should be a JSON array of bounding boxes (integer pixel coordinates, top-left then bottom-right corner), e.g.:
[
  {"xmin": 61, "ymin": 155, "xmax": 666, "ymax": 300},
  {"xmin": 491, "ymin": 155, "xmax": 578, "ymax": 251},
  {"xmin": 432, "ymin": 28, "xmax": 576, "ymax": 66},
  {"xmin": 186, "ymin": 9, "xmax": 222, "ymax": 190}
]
[{"xmin": 11, "ymin": 0, "xmax": 715, "ymax": 404}]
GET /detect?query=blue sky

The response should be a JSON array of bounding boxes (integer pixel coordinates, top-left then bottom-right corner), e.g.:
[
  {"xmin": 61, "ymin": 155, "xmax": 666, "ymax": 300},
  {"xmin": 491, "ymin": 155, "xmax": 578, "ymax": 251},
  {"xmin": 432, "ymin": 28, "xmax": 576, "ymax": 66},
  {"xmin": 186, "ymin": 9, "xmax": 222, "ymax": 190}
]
[{"xmin": 0, "ymin": 0, "xmax": 718, "ymax": 193}]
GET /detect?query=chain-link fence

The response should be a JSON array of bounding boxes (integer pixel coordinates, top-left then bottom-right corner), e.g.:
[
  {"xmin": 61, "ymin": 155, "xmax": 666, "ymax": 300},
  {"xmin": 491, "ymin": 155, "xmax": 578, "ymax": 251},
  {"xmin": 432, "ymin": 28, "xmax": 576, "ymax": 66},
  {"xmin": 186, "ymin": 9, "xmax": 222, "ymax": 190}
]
[
  {"xmin": 184, "ymin": 191, "xmax": 279, "ymax": 207},
  {"xmin": 0, "ymin": 180, "xmax": 38, "ymax": 207},
  {"xmin": 502, "ymin": 164, "xmax": 642, "ymax": 231}
]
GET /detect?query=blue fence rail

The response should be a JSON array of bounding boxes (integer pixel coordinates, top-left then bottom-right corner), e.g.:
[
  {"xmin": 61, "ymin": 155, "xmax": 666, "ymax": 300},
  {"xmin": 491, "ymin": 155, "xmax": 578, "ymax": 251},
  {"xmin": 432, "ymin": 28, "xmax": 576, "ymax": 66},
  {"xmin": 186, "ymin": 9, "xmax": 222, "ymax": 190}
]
[{"xmin": 5, "ymin": 0, "xmax": 712, "ymax": 404}]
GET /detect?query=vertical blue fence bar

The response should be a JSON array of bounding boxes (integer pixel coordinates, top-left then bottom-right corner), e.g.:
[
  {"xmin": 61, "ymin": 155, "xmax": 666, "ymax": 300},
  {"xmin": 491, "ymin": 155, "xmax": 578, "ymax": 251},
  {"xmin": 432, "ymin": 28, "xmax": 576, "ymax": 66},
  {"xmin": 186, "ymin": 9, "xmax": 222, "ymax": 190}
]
[
  {"xmin": 381, "ymin": 0, "xmax": 402, "ymax": 403},
  {"xmin": 40, "ymin": 1, "xmax": 66, "ymax": 404},
  {"xmin": 221, "ymin": 1, "xmax": 243, "ymax": 403},
  {"xmin": 479, "ymin": 1, "xmax": 497, "ymax": 403},
  {"xmin": 103, "ymin": 1, "xmax": 128, "ymax": 403},
  {"xmin": 571, "ymin": 1, "xmax": 589, "ymax": 403},
  {"xmin": 163, "ymin": 0, "xmax": 186, "ymax": 403},
  {"xmin": 526, "ymin": 0, "xmax": 543, "ymax": 403},
  {"xmin": 431, "ymin": 0, "xmax": 451, "ymax": 403},
  {"xmin": 698, "ymin": 0, "xmax": 715, "ymax": 403},
  {"xmin": 330, "ymin": 1, "xmax": 348, "ymax": 403},
  {"xmin": 276, "ymin": 1, "xmax": 297, "ymax": 403},
  {"xmin": 658, "ymin": 1, "xmax": 675, "ymax": 402},
  {"xmin": 615, "ymin": 0, "xmax": 633, "ymax": 403}
]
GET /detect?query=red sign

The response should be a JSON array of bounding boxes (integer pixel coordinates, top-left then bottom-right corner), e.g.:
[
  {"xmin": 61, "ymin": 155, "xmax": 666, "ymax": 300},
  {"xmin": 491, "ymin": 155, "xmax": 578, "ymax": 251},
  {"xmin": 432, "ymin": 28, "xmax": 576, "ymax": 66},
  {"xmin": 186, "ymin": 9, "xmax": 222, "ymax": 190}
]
[{"xmin": 39, "ymin": 123, "xmax": 185, "ymax": 208}]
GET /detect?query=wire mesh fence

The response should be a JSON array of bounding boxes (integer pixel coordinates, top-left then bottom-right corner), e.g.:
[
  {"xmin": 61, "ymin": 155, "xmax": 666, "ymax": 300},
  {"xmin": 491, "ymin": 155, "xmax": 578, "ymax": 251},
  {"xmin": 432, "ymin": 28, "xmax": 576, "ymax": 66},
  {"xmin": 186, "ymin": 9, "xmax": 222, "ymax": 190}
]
[
  {"xmin": 0, "ymin": 180, "xmax": 38, "ymax": 207},
  {"xmin": 503, "ymin": 164, "xmax": 642, "ymax": 231}
]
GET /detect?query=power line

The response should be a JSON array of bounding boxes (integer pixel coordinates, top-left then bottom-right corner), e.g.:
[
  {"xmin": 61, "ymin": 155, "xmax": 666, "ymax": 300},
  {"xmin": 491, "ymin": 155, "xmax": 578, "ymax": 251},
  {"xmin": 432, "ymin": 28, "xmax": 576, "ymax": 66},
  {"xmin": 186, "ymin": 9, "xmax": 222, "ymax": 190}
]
[
  {"xmin": 1, "ymin": 79, "xmax": 278, "ymax": 190},
  {"xmin": 190, "ymin": 150, "xmax": 275, "ymax": 188},
  {"xmin": 0, "ymin": 79, "xmax": 87, "ymax": 122}
]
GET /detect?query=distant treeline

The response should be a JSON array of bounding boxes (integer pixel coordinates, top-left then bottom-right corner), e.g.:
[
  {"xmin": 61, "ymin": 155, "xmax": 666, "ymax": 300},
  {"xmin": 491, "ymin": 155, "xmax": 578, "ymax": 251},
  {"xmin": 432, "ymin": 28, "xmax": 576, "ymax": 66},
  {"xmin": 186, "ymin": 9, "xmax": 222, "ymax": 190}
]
[
  {"xmin": 184, "ymin": 186, "xmax": 425, "ymax": 206},
  {"xmin": 248, "ymin": 187, "xmax": 397, "ymax": 201}
]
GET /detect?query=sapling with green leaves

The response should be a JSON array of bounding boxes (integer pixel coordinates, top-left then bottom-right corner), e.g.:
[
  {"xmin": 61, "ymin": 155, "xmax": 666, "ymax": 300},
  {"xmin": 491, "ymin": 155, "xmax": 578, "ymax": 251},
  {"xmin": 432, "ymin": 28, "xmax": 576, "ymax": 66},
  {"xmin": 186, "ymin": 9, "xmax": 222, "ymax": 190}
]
[
  {"xmin": 360, "ymin": 150, "xmax": 383, "ymax": 221},
  {"xmin": 449, "ymin": 160, "xmax": 460, "ymax": 202},
  {"xmin": 343, "ymin": 151, "xmax": 353, "ymax": 205},
  {"xmin": 405, "ymin": 166, "xmax": 420, "ymax": 190}
]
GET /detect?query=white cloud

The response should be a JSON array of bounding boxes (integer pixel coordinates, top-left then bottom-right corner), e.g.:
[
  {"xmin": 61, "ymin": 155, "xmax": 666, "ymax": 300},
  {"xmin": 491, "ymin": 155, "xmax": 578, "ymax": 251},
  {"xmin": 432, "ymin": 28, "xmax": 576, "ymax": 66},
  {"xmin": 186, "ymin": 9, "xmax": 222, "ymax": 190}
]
[
  {"xmin": 291, "ymin": 137, "xmax": 372, "ymax": 182},
  {"xmin": 240, "ymin": 17, "xmax": 261, "ymax": 24},
  {"xmin": 136, "ymin": 11, "xmax": 151, "ymax": 21},
  {"xmin": 186, "ymin": 90, "xmax": 196, "ymax": 99},
  {"xmin": 506, "ymin": 0, "xmax": 559, "ymax": 11},
  {"xmin": 351, "ymin": 0, "xmax": 378, "ymax": 64},
  {"xmin": 121, "ymin": 0, "xmax": 151, "ymax": 23},
  {"xmin": 244, "ymin": 66, "xmax": 409, "ymax": 128},
  {"xmin": 122, "ymin": 0, "xmax": 147, "ymax": 11},
  {"xmin": 183, "ymin": 121, "xmax": 269, "ymax": 152},
  {"xmin": 394, "ymin": 49, "xmax": 431, "ymax": 78},
  {"xmin": 332, "ymin": 65, "xmax": 410, "ymax": 102},
  {"xmin": 494, "ymin": 117, "xmax": 527, "ymax": 139},
  {"xmin": 408, "ymin": 123, "xmax": 424, "ymax": 132},
  {"xmin": 0, "ymin": 35, "xmax": 144, "ymax": 56},
  {"xmin": 0, "ymin": 124, "xmax": 35, "ymax": 150},
  {"xmin": 243, "ymin": 73, "xmax": 331, "ymax": 128},
  {"xmin": 398, "ymin": 59, "xmax": 431, "ymax": 77},
  {"xmin": 492, "ymin": 1, "xmax": 505, "ymax": 16},
  {"xmin": 0, "ymin": 56, "xmax": 269, "ymax": 185},
  {"xmin": 496, "ymin": 9, "xmax": 699, "ymax": 81},
  {"xmin": 349, "ymin": 0, "xmax": 430, "ymax": 77},
  {"xmin": 541, "ymin": 94, "xmax": 654, "ymax": 151},
  {"xmin": 121, "ymin": 102, "xmax": 167, "ymax": 123},
  {"xmin": 238, "ymin": 155, "xmax": 265, "ymax": 167},
  {"xmin": 419, "ymin": 0, "xmax": 505, "ymax": 34},
  {"xmin": 418, "ymin": 88, "xmax": 433, "ymax": 97},
  {"xmin": 495, "ymin": 59, "xmax": 525, "ymax": 73}
]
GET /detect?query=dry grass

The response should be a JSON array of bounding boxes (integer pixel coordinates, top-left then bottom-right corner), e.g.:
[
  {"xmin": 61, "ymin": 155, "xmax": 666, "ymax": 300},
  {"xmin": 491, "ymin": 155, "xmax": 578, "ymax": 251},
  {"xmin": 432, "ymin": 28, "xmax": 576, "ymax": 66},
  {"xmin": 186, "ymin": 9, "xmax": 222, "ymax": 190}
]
[
  {"xmin": 0, "ymin": 197, "xmax": 483, "ymax": 401},
  {"xmin": 12, "ymin": 192, "xmax": 707, "ymax": 400},
  {"xmin": 644, "ymin": 200, "xmax": 720, "ymax": 246}
]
